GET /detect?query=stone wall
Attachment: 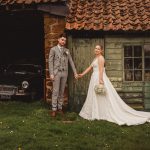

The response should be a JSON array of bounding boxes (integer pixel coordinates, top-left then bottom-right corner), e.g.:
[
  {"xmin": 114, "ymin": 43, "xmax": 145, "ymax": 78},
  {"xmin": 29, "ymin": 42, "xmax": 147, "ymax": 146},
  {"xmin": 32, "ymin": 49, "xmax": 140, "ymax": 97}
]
[{"xmin": 44, "ymin": 14, "xmax": 68, "ymax": 106}]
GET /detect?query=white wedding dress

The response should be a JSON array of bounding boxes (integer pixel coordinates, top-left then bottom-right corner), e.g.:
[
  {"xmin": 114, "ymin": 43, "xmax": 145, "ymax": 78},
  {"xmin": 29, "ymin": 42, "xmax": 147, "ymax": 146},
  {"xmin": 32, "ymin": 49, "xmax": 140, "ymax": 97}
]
[{"xmin": 79, "ymin": 58, "xmax": 150, "ymax": 126}]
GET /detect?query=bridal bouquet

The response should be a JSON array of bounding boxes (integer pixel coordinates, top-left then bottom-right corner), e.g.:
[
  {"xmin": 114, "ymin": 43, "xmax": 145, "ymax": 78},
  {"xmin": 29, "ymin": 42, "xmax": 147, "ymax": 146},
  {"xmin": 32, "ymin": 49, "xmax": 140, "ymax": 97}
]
[{"xmin": 94, "ymin": 84, "xmax": 106, "ymax": 95}]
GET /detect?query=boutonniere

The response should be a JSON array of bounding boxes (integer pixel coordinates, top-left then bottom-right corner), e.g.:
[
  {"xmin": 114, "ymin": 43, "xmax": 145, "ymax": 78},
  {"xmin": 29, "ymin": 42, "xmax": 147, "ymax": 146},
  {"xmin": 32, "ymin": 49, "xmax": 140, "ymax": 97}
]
[{"xmin": 64, "ymin": 50, "xmax": 69, "ymax": 55}]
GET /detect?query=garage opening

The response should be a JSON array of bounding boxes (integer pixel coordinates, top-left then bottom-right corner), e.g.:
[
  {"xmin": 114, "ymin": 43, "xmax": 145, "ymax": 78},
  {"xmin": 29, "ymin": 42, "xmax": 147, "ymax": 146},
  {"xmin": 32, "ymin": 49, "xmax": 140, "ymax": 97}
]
[{"xmin": 0, "ymin": 11, "xmax": 45, "ymax": 100}]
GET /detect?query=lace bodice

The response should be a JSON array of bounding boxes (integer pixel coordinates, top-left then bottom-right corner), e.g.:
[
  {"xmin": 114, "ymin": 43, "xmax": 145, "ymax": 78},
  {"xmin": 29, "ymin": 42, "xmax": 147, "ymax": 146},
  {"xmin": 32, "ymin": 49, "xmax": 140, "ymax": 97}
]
[{"xmin": 91, "ymin": 58, "xmax": 105, "ymax": 73}]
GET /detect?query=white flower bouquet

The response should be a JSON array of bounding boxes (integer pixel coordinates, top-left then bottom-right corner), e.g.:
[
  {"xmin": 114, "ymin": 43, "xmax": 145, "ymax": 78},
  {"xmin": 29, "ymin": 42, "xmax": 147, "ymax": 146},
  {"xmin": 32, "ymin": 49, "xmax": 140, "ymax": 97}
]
[{"xmin": 94, "ymin": 84, "xmax": 106, "ymax": 95}]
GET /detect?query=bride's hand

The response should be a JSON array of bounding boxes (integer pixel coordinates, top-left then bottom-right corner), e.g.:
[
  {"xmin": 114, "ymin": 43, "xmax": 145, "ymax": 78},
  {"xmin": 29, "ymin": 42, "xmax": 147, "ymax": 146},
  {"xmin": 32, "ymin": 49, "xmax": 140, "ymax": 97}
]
[
  {"xmin": 78, "ymin": 73, "xmax": 84, "ymax": 78},
  {"xmin": 99, "ymin": 80, "xmax": 104, "ymax": 84}
]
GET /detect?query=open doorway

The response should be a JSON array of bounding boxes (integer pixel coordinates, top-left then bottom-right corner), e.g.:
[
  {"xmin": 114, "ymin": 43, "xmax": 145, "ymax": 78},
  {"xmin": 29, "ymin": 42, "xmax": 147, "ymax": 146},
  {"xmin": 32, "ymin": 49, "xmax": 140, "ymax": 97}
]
[{"xmin": 0, "ymin": 11, "xmax": 45, "ymax": 100}]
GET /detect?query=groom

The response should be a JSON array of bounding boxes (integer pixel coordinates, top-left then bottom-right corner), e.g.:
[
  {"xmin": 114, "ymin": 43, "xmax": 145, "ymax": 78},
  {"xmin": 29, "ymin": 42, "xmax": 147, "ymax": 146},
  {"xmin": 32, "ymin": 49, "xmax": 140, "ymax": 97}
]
[{"xmin": 49, "ymin": 33, "xmax": 78, "ymax": 117}]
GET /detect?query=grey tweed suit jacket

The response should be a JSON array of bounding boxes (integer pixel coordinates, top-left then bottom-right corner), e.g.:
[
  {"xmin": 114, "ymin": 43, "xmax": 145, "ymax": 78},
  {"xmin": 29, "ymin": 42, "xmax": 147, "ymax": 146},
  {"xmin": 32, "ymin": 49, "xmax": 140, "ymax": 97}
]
[{"xmin": 49, "ymin": 46, "xmax": 77, "ymax": 76}]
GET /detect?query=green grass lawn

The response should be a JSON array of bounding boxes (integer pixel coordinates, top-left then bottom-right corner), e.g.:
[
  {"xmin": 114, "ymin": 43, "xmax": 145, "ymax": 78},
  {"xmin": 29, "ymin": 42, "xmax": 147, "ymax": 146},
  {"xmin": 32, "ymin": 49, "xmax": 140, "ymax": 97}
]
[{"xmin": 0, "ymin": 100, "xmax": 150, "ymax": 150}]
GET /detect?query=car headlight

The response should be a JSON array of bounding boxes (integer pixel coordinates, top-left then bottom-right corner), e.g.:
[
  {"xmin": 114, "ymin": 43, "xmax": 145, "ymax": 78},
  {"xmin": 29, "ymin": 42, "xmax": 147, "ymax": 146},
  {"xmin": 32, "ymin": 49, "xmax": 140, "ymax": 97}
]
[{"xmin": 22, "ymin": 81, "xmax": 29, "ymax": 89}]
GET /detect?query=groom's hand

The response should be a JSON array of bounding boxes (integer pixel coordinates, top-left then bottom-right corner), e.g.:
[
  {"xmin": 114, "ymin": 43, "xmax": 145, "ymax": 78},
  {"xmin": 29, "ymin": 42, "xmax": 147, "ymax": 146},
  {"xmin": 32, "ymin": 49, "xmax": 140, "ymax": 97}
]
[{"xmin": 74, "ymin": 73, "xmax": 78, "ymax": 79}]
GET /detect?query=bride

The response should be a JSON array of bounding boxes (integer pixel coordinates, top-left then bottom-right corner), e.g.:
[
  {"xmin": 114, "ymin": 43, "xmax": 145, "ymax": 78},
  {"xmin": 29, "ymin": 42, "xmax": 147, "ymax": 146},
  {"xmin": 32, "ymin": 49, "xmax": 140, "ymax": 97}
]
[{"xmin": 78, "ymin": 45, "xmax": 150, "ymax": 126}]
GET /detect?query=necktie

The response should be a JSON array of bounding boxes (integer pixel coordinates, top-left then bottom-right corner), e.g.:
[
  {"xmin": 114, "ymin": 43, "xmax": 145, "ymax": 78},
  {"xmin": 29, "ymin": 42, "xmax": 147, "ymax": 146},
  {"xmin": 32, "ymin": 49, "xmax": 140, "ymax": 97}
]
[
  {"xmin": 60, "ymin": 47, "xmax": 64, "ymax": 55},
  {"xmin": 60, "ymin": 47, "xmax": 63, "ymax": 52}
]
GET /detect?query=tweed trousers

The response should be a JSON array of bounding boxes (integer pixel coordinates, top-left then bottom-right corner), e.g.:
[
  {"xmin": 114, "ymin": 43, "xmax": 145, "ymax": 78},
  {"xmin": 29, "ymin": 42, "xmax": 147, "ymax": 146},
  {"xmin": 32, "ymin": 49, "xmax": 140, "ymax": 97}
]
[{"xmin": 52, "ymin": 70, "xmax": 68, "ymax": 111}]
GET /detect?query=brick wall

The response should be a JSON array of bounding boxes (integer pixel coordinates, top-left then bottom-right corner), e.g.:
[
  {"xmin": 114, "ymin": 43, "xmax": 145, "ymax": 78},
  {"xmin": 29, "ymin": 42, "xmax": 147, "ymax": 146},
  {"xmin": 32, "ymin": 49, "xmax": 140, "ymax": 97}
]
[{"xmin": 44, "ymin": 14, "xmax": 68, "ymax": 106}]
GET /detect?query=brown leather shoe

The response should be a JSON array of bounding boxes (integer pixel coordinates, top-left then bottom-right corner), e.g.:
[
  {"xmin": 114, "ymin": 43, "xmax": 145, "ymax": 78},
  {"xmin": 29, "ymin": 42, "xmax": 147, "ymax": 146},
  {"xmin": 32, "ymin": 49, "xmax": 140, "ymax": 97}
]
[{"xmin": 51, "ymin": 111, "xmax": 56, "ymax": 117}]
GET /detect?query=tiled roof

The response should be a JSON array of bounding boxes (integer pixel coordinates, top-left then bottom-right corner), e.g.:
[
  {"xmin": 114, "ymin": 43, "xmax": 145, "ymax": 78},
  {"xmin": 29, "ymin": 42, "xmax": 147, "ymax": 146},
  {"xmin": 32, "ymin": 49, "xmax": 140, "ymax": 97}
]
[
  {"xmin": 0, "ymin": 0, "xmax": 66, "ymax": 5},
  {"xmin": 66, "ymin": 0, "xmax": 150, "ymax": 31}
]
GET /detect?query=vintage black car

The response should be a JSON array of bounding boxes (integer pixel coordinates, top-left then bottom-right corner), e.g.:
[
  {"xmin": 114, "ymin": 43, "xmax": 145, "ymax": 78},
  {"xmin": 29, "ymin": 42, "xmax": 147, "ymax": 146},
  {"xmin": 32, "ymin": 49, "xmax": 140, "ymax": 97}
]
[{"xmin": 0, "ymin": 64, "xmax": 44, "ymax": 100}]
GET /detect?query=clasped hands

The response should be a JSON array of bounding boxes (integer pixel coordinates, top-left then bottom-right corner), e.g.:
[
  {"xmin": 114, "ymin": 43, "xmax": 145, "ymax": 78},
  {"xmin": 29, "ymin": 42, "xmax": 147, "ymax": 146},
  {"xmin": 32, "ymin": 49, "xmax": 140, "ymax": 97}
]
[
  {"xmin": 50, "ymin": 73, "xmax": 103, "ymax": 84},
  {"xmin": 74, "ymin": 74, "xmax": 83, "ymax": 79},
  {"xmin": 75, "ymin": 73, "xmax": 104, "ymax": 85},
  {"xmin": 50, "ymin": 73, "xmax": 80, "ymax": 81},
  {"xmin": 74, "ymin": 73, "xmax": 83, "ymax": 79}
]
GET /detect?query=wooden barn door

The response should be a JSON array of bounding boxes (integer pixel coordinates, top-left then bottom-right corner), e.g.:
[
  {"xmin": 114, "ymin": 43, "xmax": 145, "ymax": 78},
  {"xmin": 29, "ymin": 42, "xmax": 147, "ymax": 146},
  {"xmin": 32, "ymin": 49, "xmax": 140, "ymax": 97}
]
[{"xmin": 68, "ymin": 37, "xmax": 104, "ymax": 112}]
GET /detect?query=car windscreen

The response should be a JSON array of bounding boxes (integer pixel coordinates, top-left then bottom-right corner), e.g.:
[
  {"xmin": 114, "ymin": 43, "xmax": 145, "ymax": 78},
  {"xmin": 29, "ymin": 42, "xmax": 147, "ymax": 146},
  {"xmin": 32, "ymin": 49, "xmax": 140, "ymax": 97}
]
[{"xmin": 7, "ymin": 65, "xmax": 41, "ymax": 73}]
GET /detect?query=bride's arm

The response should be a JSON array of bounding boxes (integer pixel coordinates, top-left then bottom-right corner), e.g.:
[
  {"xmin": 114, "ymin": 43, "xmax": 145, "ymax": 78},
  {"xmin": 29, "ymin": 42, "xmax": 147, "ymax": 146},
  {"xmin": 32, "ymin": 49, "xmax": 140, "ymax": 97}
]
[
  {"xmin": 79, "ymin": 66, "xmax": 92, "ymax": 77},
  {"xmin": 98, "ymin": 56, "xmax": 104, "ymax": 84}
]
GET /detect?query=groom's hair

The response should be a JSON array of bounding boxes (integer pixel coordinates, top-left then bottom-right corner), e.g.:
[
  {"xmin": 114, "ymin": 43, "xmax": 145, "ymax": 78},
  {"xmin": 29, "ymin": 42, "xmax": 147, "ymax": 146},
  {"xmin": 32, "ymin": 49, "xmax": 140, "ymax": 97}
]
[{"xmin": 58, "ymin": 33, "xmax": 67, "ymax": 39}]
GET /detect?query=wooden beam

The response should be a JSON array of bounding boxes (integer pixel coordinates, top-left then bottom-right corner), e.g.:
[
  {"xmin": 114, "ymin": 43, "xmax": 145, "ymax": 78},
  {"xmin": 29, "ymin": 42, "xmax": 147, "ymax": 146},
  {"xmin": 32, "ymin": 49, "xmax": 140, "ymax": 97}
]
[{"xmin": 37, "ymin": 4, "xmax": 69, "ymax": 16}]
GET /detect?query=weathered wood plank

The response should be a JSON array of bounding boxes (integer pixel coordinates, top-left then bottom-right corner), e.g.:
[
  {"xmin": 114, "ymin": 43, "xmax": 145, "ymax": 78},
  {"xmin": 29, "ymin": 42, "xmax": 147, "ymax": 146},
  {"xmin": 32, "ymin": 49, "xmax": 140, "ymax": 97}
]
[
  {"xmin": 68, "ymin": 35, "xmax": 74, "ymax": 97},
  {"xmin": 105, "ymin": 37, "xmax": 150, "ymax": 43},
  {"xmin": 122, "ymin": 87, "xmax": 143, "ymax": 92},
  {"xmin": 144, "ymin": 82, "xmax": 150, "ymax": 86},
  {"xmin": 105, "ymin": 53, "xmax": 122, "ymax": 59},
  {"xmin": 119, "ymin": 92, "xmax": 143, "ymax": 98},
  {"xmin": 105, "ymin": 48, "xmax": 122, "ymax": 54},
  {"xmin": 144, "ymin": 82, "xmax": 150, "ymax": 107},
  {"xmin": 123, "ymin": 82, "xmax": 144, "ymax": 87},
  {"xmin": 123, "ymin": 98, "xmax": 143, "ymax": 104},
  {"xmin": 144, "ymin": 39, "xmax": 150, "ymax": 42},
  {"xmin": 144, "ymin": 87, "xmax": 150, "ymax": 92},
  {"xmin": 144, "ymin": 92, "xmax": 150, "ymax": 98},
  {"xmin": 111, "ymin": 82, "xmax": 123, "ymax": 88},
  {"xmin": 109, "ymin": 77, "xmax": 123, "ymax": 82},
  {"xmin": 105, "ymin": 60, "xmax": 122, "ymax": 65},
  {"xmin": 105, "ymin": 63, "xmax": 122, "ymax": 70},
  {"xmin": 105, "ymin": 43, "xmax": 123, "ymax": 49},
  {"xmin": 145, "ymin": 104, "xmax": 150, "ymax": 110},
  {"xmin": 144, "ymin": 99, "xmax": 150, "ymax": 104},
  {"xmin": 106, "ymin": 70, "xmax": 122, "ymax": 77},
  {"xmin": 128, "ymin": 104, "xmax": 144, "ymax": 110}
]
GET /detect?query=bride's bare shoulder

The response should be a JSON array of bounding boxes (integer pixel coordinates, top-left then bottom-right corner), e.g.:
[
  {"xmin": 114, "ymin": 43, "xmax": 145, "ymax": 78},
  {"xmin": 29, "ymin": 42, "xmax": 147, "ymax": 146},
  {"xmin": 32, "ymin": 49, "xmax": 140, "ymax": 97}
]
[{"xmin": 98, "ymin": 55, "xmax": 105, "ymax": 61}]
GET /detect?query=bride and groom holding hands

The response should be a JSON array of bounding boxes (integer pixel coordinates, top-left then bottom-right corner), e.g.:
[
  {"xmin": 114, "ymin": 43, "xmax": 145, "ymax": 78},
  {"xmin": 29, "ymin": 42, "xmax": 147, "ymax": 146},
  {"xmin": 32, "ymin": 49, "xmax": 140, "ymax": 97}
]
[{"xmin": 49, "ymin": 33, "xmax": 150, "ymax": 126}]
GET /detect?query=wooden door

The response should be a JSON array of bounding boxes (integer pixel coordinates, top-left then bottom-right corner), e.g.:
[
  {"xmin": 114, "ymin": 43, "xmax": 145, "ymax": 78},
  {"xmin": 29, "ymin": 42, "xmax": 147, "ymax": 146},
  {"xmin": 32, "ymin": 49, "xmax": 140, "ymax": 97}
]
[{"xmin": 68, "ymin": 37, "xmax": 104, "ymax": 112}]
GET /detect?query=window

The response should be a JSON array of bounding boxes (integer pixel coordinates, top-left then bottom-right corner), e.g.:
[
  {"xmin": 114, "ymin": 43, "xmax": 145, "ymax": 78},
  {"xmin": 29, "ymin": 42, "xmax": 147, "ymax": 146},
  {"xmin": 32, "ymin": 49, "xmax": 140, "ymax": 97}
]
[
  {"xmin": 144, "ymin": 45, "xmax": 150, "ymax": 81},
  {"xmin": 124, "ymin": 45, "xmax": 150, "ymax": 81}
]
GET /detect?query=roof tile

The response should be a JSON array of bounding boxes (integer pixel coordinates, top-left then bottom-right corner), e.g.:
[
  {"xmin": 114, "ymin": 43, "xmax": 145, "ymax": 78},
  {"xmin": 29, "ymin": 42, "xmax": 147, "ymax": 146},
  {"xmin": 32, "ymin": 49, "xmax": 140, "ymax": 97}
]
[{"xmin": 66, "ymin": 0, "xmax": 150, "ymax": 31}]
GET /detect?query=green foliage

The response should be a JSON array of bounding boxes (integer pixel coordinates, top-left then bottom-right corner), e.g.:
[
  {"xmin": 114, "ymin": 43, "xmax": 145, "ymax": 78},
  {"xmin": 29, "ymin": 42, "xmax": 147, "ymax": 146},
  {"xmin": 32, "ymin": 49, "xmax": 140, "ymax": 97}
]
[{"xmin": 0, "ymin": 100, "xmax": 150, "ymax": 150}]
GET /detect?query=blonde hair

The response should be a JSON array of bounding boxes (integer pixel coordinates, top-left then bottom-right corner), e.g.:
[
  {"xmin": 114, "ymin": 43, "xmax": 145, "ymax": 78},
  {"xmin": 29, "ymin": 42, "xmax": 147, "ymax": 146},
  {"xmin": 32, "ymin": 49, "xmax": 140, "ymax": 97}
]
[{"xmin": 97, "ymin": 44, "xmax": 104, "ymax": 55}]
